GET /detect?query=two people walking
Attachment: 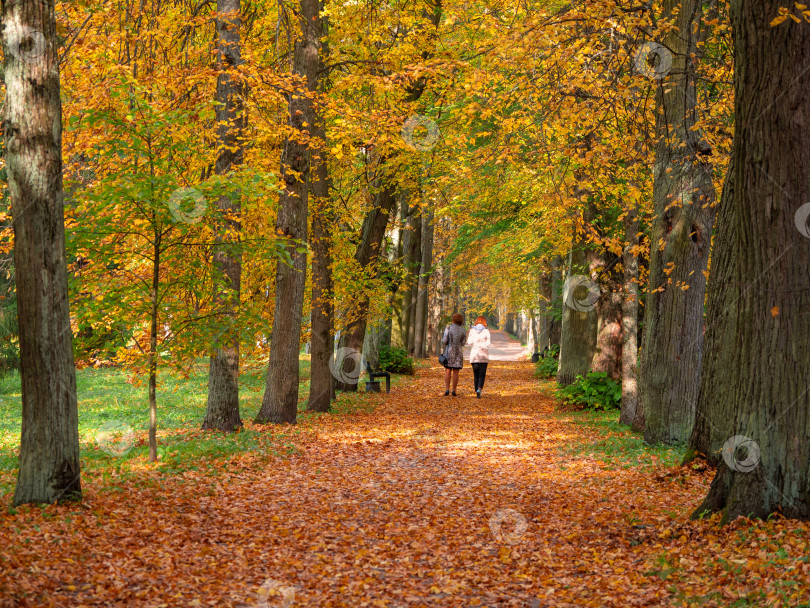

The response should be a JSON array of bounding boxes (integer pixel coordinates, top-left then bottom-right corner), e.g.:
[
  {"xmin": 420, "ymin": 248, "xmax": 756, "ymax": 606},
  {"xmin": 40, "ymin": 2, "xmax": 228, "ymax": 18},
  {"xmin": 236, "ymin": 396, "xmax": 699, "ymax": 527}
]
[{"xmin": 441, "ymin": 314, "xmax": 491, "ymax": 398}]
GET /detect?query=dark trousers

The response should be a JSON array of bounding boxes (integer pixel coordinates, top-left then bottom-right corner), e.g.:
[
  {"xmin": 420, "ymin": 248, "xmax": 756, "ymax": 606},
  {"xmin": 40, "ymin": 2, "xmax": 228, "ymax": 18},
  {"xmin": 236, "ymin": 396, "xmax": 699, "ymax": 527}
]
[{"xmin": 472, "ymin": 362, "xmax": 488, "ymax": 391}]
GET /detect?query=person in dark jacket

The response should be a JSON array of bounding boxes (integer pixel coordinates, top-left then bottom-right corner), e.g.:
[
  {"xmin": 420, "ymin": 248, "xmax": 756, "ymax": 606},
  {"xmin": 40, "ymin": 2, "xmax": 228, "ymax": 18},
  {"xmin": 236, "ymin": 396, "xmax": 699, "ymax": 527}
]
[{"xmin": 441, "ymin": 313, "xmax": 466, "ymax": 396}]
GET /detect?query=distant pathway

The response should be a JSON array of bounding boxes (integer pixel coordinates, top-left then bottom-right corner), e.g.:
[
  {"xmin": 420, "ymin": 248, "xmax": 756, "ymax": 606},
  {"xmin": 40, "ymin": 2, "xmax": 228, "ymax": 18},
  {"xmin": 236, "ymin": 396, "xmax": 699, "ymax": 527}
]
[{"xmin": 464, "ymin": 329, "xmax": 529, "ymax": 361}]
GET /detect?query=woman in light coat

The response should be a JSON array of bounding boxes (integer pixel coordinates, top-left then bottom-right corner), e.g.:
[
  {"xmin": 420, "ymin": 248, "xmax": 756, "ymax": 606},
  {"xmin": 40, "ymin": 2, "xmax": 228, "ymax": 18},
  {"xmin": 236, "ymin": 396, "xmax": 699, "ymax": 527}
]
[
  {"xmin": 441, "ymin": 313, "xmax": 467, "ymax": 396},
  {"xmin": 466, "ymin": 316, "xmax": 491, "ymax": 398}
]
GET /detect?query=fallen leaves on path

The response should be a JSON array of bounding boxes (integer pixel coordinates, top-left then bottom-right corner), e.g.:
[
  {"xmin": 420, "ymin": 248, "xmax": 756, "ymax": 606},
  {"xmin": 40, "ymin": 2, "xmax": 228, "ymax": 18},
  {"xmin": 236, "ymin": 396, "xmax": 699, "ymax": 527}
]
[{"xmin": 1, "ymin": 362, "xmax": 808, "ymax": 607}]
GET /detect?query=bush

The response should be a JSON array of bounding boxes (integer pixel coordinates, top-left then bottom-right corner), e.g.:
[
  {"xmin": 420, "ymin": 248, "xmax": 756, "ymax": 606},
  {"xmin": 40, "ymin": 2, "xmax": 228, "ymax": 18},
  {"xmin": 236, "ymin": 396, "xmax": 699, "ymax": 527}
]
[
  {"xmin": 534, "ymin": 344, "xmax": 559, "ymax": 378},
  {"xmin": 558, "ymin": 371, "xmax": 621, "ymax": 411},
  {"xmin": 379, "ymin": 345, "xmax": 414, "ymax": 375}
]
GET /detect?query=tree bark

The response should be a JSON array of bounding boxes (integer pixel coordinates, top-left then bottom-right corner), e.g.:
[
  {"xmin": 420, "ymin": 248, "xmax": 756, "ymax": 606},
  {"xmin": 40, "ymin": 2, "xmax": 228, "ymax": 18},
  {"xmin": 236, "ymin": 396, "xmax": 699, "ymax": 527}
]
[
  {"xmin": 549, "ymin": 255, "xmax": 562, "ymax": 345},
  {"xmin": 620, "ymin": 205, "xmax": 640, "ymax": 426},
  {"xmin": 538, "ymin": 272, "xmax": 552, "ymax": 351},
  {"xmin": 690, "ymin": 1, "xmax": 810, "ymax": 521},
  {"xmin": 405, "ymin": 205, "xmax": 421, "ymax": 352},
  {"xmin": 557, "ymin": 226, "xmax": 598, "ymax": 387},
  {"xmin": 306, "ymin": 10, "xmax": 333, "ymax": 413},
  {"xmin": 336, "ymin": 0, "xmax": 441, "ymax": 366},
  {"xmin": 255, "ymin": 0, "xmax": 319, "ymax": 424},
  {"xmin": 591, "ymin": 249, "xmax": 623, "ymax": 379},
  {"xmin": 427, "ymin": 254, "xmax": 444, "ymax": 355},
  {"xmin": 335, "ymin": 185, "xmax": 397, "ymax": 391},
  {"xmin": 413, "ymin": 206, "xmax": 433, "ymax": 358},
  {"xmin": 148, "ymin": 232, "xmax": 160, "ymax": 462},
  {"xmin": 636, "ymin": 0, "xmax": 716, "ymax": 444},
  {"xmin": 8, "ymin": 0, "xmax": 82, "ymax": 505},
  {"xmin": 204, "ymin": 0, "xmax": 245, "ymax": 432}
]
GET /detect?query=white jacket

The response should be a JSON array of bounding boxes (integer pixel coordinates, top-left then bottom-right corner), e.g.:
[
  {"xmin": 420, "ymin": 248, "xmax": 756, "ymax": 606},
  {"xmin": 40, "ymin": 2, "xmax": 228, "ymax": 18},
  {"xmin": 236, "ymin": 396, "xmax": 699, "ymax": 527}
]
[{"xmin": 466, "ymin": 326, "xmax": 491, "ymax": 363}]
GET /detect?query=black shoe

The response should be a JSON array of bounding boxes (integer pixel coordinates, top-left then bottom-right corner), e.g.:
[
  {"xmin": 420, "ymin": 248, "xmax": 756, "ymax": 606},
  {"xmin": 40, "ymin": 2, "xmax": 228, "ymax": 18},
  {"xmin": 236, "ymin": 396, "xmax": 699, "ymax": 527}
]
[
  {"xmin": 451, "ymin": 391, "xmax": 457, "ymax": 397},
  {"xmin": 444, "ymin": 390, "xmax": 450, "ymax": 396},
  {"xmin": 476, "ymin": 390, "xmax": 481, "ymax": 398}
]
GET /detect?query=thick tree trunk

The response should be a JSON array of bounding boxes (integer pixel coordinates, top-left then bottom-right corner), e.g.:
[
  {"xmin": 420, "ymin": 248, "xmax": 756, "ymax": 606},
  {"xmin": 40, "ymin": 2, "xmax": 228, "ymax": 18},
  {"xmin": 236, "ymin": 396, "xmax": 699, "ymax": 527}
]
[
  {"xmin": 427, "ymin": 255, "xmax": 444, "ymax": 355},
  {"xmin": 591, "ymin": 250, "xmax": 622, "ymax": 379},
  {"xmin": 255, "ymin": 0, "xmax": 319, "ymax": 424},
  {"xmin": 688, "ymin": 162, "xmax": 734, "ymax": 457},
  {"xmin": 690, "ymin": 1, "xmax": 810, "ymax": 522},
  {"xmin": 557, "ymin": 228, "xmax": 598, "ymax": 387},
  {"xmin": 306, "ymin": 3, "xmax": 333, "ymax": 413},
  {"xmin": 413, "ymin": 207, "xmax": 433, "ymax": 358},
  {"xmin": 204, "ymin": 0, "xmax": 245, "ymax": 432},
  {"xmin": 636, "ymin": 0, "xmax": 716, "ymax": 444},
  {"xmin": 306, "ymin": 135, "xmax": 333, "ymax": 408},
  {"xmin": 8, "ymin": 0, "xmax": 82, "ymax": 505},
  {"xmin": 620, "ymin": 206, "xmax": 640, "ymax": 426}
]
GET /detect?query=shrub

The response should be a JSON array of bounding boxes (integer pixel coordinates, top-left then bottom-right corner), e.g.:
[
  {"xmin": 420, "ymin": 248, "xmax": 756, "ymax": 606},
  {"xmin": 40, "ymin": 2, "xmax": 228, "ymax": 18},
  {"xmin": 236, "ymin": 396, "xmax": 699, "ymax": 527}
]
[
  {"xmin": 558, "ymin": 371, "xmax": 621, "ymax": 411},
  {"xmin": 534, "ymin": 344, "xmax": 559, "ymax": 378},
  {"xmin": 379, "ymin": 345, "xmax": 414, "ymax": 375}
]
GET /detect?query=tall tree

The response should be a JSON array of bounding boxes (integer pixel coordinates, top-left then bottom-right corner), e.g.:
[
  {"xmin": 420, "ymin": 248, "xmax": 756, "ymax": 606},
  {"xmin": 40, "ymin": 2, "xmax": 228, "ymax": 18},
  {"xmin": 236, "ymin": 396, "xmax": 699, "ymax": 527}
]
[
  {"xmin": 556, "ymin": 224, "xmax": 598, "ymax": 387},
  {"xmin": 307, "ymin": 0, "xmax": 334, "ymax": 413},
  {"xmin": 203, "ymin": 0, "xmax": 246, "ymax": 432},
  {"xmin": 6, "ymin": 0, "xmax": 82, "ymax": 504},
  {"xmin": 636, "ymin": 0, "xmax": 716, "ymax": 443},
  {"xmin": 413, "ymin": 205, "xmax": 434, "ymax": 357},
  {"xmin": 619, "ymin": 204, "xmax": 640, "ymax": 426},
  {"xmin": 255, "ymin": 0, "xmax": 320, "ymax": 424},
  {"xmin": 537, "ymin": 270, "xmax": 552, "ymax": 351},
  {"xmin": 336, "ymin": 0, "xmax": 442, "ymax": 371},
  {"xmin": 591, "ymin": 246, "xmax": 622, "ymax": 379},
  {"xmin": 690, "ymin": 1, "xmax": 810, "ymax": 521}
]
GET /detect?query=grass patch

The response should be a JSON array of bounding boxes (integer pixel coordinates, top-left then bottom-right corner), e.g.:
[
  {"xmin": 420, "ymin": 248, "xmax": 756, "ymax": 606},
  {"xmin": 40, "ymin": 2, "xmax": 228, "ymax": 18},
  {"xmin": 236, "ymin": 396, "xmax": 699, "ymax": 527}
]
[
  {"xmin": 558, "ymin": 409, "xmax": 686, "ymax": 469},
  {"xmin": 0, "ymin": 355, "xmax": 409, "ymax": 498},
  {"xmin": 535, "ymin": 378, "xmax": 686, "ymax": 469}
]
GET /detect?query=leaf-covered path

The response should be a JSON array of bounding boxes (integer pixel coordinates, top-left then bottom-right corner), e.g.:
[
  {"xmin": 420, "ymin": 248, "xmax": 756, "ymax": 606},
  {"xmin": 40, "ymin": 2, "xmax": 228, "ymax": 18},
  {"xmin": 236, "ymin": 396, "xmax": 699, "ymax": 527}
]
[{"xmin": 2, "ymin": 362, "xmax": 809, "ymax": 607}]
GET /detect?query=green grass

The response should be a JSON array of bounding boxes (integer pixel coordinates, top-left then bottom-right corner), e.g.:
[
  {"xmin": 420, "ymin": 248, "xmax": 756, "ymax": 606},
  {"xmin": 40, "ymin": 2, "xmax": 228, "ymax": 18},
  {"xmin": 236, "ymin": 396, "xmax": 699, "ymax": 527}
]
[
  {"xmin": 557, "ymin": 408, "xmax": 687, "ymax": 469},
  {"xmin": 534, "ymin": 378, "xmax": 686, "ymax": 469},
  {"xmin": 0, "ymin": 356, "xmax": 399, "ymax": 498}
]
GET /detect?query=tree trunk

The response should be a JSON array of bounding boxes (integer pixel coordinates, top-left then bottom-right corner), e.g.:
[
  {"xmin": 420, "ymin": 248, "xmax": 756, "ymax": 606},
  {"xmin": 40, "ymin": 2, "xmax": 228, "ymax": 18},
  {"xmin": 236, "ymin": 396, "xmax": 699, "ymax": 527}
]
[
  {"xmin": 549, "ymin": 255, "xmax": 562, "ymax": 345},
  {"xmin": 148, "ymin": 232, "xmax": 160, "ymax": 462},
  {"xmin": 591, "ymin": 248, "xmax": 623, "ymax": 379},
  {"xmin": 538, "ymin": 272, "xmax": 552, "ymax": 351},
  {"xmin": 397, "ymin": 197, "xmax": 410, "ymax": 347},
  {"xmin": 406, "ymin": 207, "xmax": 421, "ymax": 352},
  {"xmin": 335, "ymin": 185, "xmax": 397, "ymax": 391},
  {"xmin": 636, "ymin": 0, "xmax": 716, "ymax": 444},
  {"xmin": 413, "ymin": 207, "xmax": 433, "ymax": 358},
  {"xmin": 557, "ymin": 228, "xmax": 598, "ymax": 387},
  {"xmin": 620, "ymin": 205, "xmax": 640, "ymax": 426},
  {"xmin": 687, "ymin": 161, "xmax": 734, "ymax": 456},
  {"xmin": 427, "ymin": 255, "xmax": 444, "ymax": 355},
  {"xmin": 9, "ymin": 0, "xmax": 82, "ymax": 505},
  {"xmin": 255, "ymin": 0, "xmax": 319, "ymax": 424},
  {"xmin": 337, "ymin": 2, "xmax": 440, "ymax": 364},
  {"xmin": 306, "ymin": 2, "xmax": 333, "ymax": 413},
  {"xmin": 204, "ymin": 0, "xmax": 245, "ymax": 432},
  {"xmin": 306, "ymin": 139, "xmax": 333, "ymax": 405},
  {"xmin": 690, "ymin": 1, "xmax": 810, "ymax": 522}
]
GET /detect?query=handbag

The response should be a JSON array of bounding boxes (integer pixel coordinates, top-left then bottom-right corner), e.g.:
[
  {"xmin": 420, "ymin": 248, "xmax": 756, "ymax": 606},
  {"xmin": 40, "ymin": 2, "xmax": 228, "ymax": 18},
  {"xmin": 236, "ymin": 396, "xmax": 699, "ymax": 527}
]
[{"xmin": 438, "ymin": 326, "xmax": 449, "ymax": 366}]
